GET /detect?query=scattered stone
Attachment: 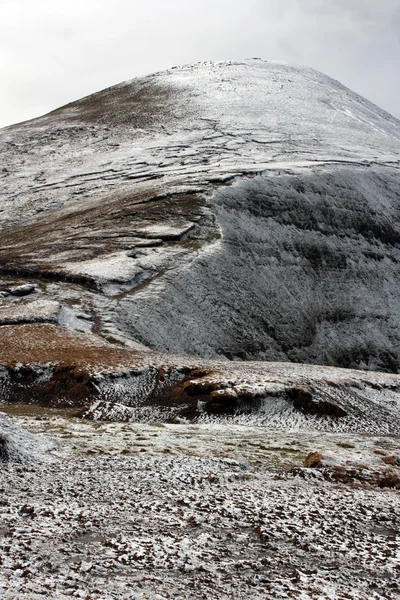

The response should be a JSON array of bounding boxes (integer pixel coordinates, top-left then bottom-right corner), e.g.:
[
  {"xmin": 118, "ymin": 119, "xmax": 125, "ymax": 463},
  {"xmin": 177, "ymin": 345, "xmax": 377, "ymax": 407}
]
[
  {"xmin": 19, "ymin": 504, "xmax": 36, "ymax": 517},
  {"xmin": 1, "ymin": 447, "xmax": 399, "ymax": 599},
  {"xmin": 304, "ymin": 451, "xmax": 324, "ymax": 468},
  {"xmin": 7, "ymin": 284, "xmax": 37, "ymax": 297},
  {"xmin": 382, "ymin": 455, "xmax": 400, "ymax": 466}
]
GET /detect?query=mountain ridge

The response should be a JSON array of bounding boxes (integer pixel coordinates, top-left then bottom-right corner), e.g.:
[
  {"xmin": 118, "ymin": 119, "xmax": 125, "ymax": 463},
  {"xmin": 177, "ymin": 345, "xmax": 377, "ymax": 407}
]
[
  {"xmin": 3, "ymin": 59, "xmax": 400, "ymax": 134},
  {"xmin": 1, "ymin": 59, "xmax": 400, "ymax": 372}
]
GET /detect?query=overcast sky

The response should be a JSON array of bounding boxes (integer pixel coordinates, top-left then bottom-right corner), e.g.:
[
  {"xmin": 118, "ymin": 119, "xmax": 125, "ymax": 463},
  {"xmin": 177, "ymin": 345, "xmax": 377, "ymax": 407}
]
[{"xmin": 0, "ymin": 0, "xmax": 399, "ymax": 128}]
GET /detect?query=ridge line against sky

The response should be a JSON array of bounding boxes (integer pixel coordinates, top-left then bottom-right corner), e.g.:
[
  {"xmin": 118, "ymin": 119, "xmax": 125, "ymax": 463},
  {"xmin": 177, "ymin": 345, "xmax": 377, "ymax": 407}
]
[{"xmin": 0, "ymin": 0, "xmax": 399, "ymax": 128}]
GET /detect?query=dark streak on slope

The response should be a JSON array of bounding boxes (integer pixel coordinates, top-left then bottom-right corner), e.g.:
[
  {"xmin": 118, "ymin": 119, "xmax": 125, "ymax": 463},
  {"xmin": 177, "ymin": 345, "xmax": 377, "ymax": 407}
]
[{"xmin": 21, "ymin": 78, "xmax": 179, "ymax": 129}]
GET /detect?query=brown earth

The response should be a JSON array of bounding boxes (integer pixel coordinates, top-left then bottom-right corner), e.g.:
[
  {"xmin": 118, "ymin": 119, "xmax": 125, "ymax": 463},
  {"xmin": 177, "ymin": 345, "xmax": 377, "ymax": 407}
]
[{"xmin": 1, "ymin": 324, "xmax": 400, "ymax": 430}]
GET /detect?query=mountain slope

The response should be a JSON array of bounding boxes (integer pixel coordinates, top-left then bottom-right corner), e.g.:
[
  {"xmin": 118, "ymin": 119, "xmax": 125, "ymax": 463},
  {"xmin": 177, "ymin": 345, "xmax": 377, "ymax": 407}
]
[
  {"xmin": 1, "ymin": 60, "xmax": 400, "ymax": 371},
  {"xmin": 3, "ymin": 62, "xmax": 400, "ymax": 600}
]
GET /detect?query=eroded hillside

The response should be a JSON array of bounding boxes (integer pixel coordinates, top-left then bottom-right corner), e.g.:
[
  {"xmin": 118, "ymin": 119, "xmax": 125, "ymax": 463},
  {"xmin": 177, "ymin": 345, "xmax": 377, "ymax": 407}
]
[
  {"xmin": 2, "ymin": 61, "xmax": 400, "ymax": 600},
  {"xmin": 1, "ymin": 60, "xmax": 400, "ymax": 373}
]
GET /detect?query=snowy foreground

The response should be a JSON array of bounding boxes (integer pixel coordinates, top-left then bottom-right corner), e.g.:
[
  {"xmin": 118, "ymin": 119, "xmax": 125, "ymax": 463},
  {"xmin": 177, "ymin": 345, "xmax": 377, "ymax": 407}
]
[{"xmin": 1, "ymin": 412, "xmax": 399, "ymax": 600}]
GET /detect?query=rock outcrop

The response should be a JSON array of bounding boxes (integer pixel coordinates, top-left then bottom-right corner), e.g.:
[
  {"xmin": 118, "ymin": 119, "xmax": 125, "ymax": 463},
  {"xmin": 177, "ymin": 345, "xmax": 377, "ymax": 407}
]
[
  {"xmin": 1, "ymin": 323, "xmax": 400, "ymax": 433},
  {"xmin": 0, "ymin": 411, "xmax": 52, "ymax": 463}
]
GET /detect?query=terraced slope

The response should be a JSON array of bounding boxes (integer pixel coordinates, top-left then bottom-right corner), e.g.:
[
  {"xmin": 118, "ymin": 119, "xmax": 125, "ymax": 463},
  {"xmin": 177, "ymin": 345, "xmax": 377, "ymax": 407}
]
[{"xmin": 1, "ymin": 323, "xmax": 400, "ymax": 433}]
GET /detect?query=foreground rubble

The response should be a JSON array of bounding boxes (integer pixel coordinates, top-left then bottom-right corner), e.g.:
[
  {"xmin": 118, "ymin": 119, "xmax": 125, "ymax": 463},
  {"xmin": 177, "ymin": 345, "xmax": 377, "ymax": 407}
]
[{"xmin": 0, "ymin": 414, "xmax": 399, "ymax": 600}]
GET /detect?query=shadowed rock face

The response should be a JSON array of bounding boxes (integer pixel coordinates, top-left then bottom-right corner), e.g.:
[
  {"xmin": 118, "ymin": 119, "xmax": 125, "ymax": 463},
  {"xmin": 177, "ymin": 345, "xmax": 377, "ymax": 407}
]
[{"xmin": 1, "ymin": 60, "xmax": 400, "ymax": 372}]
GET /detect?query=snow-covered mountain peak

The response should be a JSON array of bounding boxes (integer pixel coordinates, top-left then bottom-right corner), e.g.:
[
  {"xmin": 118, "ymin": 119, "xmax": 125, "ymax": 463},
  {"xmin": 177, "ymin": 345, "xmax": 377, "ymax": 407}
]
[
  {"xmin": 9, "ymin": 59, "xmax": 400, "ymax": 153},
  {"xmin": 1, "ymin": 61, "xmax": 400, "ymax": 372},
  {"xmin": 3, "ymin": 61, "xmax": 400, "ymax": 600}
]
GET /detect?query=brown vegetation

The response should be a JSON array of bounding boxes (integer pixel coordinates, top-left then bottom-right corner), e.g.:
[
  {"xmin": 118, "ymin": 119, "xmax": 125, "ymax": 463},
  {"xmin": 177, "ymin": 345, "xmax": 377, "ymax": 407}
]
[
  {"xmin": 0, "ymin": 187, "xmax": 206, "ymax": 282},
  {"xmin": 304, "ymin": 451, "xmax": 324, "ymax": 468},
  {"xmin": 286, "ymin": 385, "xmax": 347, "ymax": 417}
]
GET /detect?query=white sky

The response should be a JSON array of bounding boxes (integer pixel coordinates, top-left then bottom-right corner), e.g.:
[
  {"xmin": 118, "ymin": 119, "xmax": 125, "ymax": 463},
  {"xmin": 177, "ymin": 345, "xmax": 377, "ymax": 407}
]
[{"xmin": 0, "ymin": 0, "xmax": 399, "ymax": 128}]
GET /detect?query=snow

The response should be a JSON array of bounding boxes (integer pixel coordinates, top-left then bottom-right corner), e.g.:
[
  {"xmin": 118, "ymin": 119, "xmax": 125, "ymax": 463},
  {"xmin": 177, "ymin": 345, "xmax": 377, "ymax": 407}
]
[
  {"xmin": 1, "ymin": 58, "xmax": 400, "ymax": 600},
  {"xmin": 0, "ymin": 411, "xmax": 399, "ymax": 599},
  {"xmin": 1, "ymin": 60, "xmax": 399, "ymax": 235},
  {"xmin": 117, "ymin": 167, "xmax": 400, "ymax": 370},
  {"xmin": 0, "ymin": 411, "xmax": 53, "ymax": 464},
  {"xmin": 58, "ymin": 306, "xmax": 93, "ymax": 333},
  {"xmin": 5, "ymin": 284, "xmax": 37, "ymax": 297},
  {"xmin": 0, "ymin": 300, "xmax": 60, "ymax": 325},
  {"xmin": 1, "ymin": 60, "xmax": 400, "ymax": 368},
  {"xmin": 63, "ymin": 244, "xmax": 192, "ymax": 296},
  {"xmin": 83, "ymin": 358, "xmax": 400, "ymax": 433},
  {"xmin": 131, "ymin": 222, "xmax": 196, "ymax": 240},
  {"xmin": 2, "ymin": 321, "xmax": 400, "ymax": 433}
]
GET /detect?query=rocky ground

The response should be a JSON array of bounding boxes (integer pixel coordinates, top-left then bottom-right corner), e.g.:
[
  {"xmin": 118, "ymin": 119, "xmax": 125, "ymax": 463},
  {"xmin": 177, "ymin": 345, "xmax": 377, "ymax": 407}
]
[{"xmin": 0, "ymin": 411, "xmax": 399, "ymax": 599}]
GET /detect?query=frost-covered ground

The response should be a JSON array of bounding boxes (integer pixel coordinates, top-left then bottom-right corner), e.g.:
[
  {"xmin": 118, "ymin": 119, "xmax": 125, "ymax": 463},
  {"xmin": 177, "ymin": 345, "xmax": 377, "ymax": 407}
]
[
  {"xmin": 1, "ymin": 412, "xmax": 399, "ymax": 600},
  {"xmin": 1, "ymin": 63, "xmax": 400, "ymax": 597},
  {"xmin": 1, "ymin": 60, "xmax": 400, "ymax": 370},
  {"xmin": 0, "ymin": 411, "xmax": 53, "ymax": 463},
  {"xmin": 1, "ymin": 323, "xmax": 400, "ymax": 434}
]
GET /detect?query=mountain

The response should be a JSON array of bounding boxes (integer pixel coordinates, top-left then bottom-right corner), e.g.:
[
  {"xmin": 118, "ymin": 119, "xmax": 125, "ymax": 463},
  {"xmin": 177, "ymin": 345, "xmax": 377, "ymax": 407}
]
[
  {"xmin": 2, "ymin": 60, "xmax": 400, "ymax": 600},
  {"xmin": 1, "ymin": 59, "xmax": 400, "ymax": 381}
]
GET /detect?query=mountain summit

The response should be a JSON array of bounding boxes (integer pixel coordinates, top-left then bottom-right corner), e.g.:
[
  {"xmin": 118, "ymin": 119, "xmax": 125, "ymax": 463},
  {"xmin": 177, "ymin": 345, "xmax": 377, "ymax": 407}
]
[{"xmin": 1, "ymin": 60, "xmax": 400, "ymax": 372}]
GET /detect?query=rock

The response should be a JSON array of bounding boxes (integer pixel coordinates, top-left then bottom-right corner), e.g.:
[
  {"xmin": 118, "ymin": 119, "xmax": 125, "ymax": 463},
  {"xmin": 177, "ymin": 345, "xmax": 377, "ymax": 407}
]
[
  {"xmin": 286, "ymin": 386, "xmax": 347, "ymax": 418},
  {"xmin": 133, "ymin": 239, "xmax": 164, "ymax": 248},
  {"xmin": 8, "ymin": 284, "xmax": 37, "ymax": 297},
  {"xmin": 19, "ymin": 504, "xmax": 36, "ymax": 517},
  {"xmin": 0, "ymin": 412, "xmax": 53, "ymax": 464},
  {"xmin": 0, "ymin": 300, "xmax": 60, "ymax": 325},
  {"xmin": 304, "ymin": 452, "xmax": 324, "ymax": 468},
  {"xmin": 382, "ymin": 455, "xmax": 400, "ymax": 466}
]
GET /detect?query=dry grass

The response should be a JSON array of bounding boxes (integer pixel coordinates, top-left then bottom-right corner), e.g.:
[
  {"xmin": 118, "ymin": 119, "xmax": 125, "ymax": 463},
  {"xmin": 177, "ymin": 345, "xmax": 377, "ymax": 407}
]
[
  {"xmin": 48, "ymin": 78, "xmax": 176, "ymax": 128},
  {"xmin": 0, "ymin": 187, "xmax": 205, "ymax": 281},
  {"xmin": 0, "ymin": 323, "xmax": 147, "ymax": 371}
]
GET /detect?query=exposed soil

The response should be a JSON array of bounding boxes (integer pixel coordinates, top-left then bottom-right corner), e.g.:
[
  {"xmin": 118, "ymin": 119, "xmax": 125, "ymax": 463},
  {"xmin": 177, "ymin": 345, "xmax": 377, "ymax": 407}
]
[{"xmin": 1, "ymin": 324, "xmax": 400, "ymax": 433}]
